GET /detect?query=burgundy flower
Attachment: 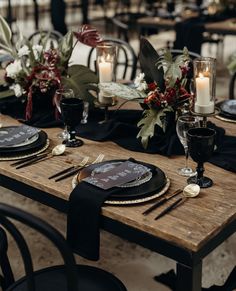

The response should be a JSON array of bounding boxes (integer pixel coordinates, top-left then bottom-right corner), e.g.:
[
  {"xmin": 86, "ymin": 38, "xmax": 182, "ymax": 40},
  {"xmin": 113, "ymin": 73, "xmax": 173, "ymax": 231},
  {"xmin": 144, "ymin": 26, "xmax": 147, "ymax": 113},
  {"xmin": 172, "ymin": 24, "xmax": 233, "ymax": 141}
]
[
  {"xmin": 148, "ymin": 82, "xmax": 157, "ymax": 91},
  {"xmin": 74, "ymin": 24, "xmax": 103, "ymax": 48}
]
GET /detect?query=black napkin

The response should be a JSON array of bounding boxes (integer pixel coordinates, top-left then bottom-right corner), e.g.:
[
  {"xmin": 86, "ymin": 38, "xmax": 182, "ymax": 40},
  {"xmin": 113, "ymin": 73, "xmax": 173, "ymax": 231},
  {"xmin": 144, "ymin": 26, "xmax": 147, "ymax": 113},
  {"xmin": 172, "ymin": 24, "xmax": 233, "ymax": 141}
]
[
  {"xmin": 210, "ymin": 135, "xmax": 236, "ymax": 172},
  {"xmin": 66, "ymin": 158, "xmax": 156, "ymax": 261}
]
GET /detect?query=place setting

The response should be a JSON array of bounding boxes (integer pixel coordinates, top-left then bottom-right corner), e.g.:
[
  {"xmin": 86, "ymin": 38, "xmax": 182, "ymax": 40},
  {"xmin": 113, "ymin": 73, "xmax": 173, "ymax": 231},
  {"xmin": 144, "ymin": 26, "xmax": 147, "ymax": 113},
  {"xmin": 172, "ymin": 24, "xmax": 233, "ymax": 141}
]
[
  {"xmin": 66, "ymin": 157, "xmax": 170, "ymax": 261},
  {"xmin": 215, "ymin": 99, "xmax": 236, "ymax": 123},
  {"xmin": 0, "ymin": 124, "xmax": 50, "ymax": 161}
]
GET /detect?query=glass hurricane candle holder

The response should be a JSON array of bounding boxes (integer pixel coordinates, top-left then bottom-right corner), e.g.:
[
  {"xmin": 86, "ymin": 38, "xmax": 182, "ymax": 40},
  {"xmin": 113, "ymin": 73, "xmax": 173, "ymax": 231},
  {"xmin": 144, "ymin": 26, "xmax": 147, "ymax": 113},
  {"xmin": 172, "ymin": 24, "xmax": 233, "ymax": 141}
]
[
  {"xmin": 96, "ymin": 42, "xmax": 116, "ymax": 106},
  {"xmin": 193, "ymin": 57, "xmax": 216, "ymax": 115}
]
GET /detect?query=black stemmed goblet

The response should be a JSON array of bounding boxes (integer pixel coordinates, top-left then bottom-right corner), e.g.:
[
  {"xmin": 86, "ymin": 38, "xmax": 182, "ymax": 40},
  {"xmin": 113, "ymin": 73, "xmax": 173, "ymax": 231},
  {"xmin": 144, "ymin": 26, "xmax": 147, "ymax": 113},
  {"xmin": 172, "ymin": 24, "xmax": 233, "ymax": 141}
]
[
  {"xmin": 60, "ymin": 97, "xmax": 84, "ymax": 147},
  {"xmin": 187, "ymin": 127, "xmax": 216, "ymax": 188}
]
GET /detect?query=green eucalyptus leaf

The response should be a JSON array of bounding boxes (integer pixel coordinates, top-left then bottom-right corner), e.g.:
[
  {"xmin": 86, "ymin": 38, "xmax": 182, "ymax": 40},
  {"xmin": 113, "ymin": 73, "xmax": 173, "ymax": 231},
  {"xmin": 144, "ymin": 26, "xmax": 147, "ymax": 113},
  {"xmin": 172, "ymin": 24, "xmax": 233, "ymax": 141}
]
[
  {"xmin": 62, "ymin": 64, "xmax": 98, "ymax": 103},
  {"xmin": 0, "ymin": 15, "xmax": 12, "ymax": 48}
]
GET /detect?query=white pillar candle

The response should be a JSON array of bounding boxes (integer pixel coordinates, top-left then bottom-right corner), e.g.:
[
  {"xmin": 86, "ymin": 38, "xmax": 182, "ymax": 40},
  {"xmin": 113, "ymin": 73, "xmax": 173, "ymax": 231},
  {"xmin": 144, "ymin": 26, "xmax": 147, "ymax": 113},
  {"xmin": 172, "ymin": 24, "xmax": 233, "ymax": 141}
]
[
  {"xmin": 196, "ymin": 74, "xmax": 210, "ymax": 105},
  {"xmin": 195, "ymin": 74, "xmax": 214, "ymax": 114},
  {"xmin": 98, "ymin": 61, "xmax": 112, "ymax": 83},
  {"xmin": 98, "ymin": 59, "xmax": 113, "ymax": 104}
]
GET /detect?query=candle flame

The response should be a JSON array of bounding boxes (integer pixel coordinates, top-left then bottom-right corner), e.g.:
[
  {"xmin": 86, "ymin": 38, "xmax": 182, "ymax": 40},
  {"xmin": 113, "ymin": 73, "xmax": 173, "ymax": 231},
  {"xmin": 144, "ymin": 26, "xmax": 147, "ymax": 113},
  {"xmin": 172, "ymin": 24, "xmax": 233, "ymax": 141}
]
[{"xmin": 100, "ymin": 53, "xmax": 112, "ymax": 63}]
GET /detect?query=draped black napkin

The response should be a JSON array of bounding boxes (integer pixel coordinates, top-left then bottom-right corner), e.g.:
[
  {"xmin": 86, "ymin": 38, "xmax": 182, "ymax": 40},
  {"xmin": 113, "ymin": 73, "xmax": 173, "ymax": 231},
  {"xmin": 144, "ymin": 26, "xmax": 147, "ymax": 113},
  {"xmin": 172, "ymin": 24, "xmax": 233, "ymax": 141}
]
[{"xmin": 67, "ymin": 159, "xmax": 157, "ymax": 261}]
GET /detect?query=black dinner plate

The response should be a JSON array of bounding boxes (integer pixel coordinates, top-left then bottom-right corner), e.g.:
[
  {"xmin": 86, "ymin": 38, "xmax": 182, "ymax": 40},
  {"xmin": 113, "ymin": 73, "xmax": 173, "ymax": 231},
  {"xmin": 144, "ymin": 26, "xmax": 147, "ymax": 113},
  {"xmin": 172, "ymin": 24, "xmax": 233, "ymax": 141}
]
[
  {"xmin": 219, "ymin": 100, "xmax": 236, "ymax": 116},
  {"xmin": 78, "ymin": 159, "xmax": 167, "ymax": 200},
  {"xmin": 0, "ymin": 130, "xmax": 48, "ymax": 156},
  {"xmin": 0, "ymin": 126, "xmax": 39, "ymax": 149}
]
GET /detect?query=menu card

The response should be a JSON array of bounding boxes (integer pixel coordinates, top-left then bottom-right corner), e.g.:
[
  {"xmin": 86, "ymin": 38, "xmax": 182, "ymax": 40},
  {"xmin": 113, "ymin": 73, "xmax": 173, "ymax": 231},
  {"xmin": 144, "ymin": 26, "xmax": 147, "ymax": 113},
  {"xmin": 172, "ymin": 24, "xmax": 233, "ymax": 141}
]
[
  {"xmin": 0, "ymin": 125, "xmax": 39, "ymax": 147},
  {"xmin": 83, "ymin": 160, "xmax": 150, "ymax": 190}
]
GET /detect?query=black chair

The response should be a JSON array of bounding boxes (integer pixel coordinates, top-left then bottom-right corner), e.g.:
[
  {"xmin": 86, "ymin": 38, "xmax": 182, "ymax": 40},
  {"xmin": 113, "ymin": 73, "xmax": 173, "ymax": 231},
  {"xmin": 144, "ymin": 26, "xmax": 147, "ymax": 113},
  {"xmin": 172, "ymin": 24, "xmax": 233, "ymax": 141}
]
[
  {"xmin": 28, "ymin": 30, "xmax": 63, "ymax": 48},
  {"xmin": 108, "ymin": 0, "xmax": 152, "ymax": 42},
  {"xmin": 87, "ymin": 37, "xmax": 138, "ymax": 81},
  {"xmin": 229, "ymin": 71, "xmax": 236, "ymax": 99},
  {"xmin": 0, "ymin": 202, "xmax": 127, "ymax": 291}
]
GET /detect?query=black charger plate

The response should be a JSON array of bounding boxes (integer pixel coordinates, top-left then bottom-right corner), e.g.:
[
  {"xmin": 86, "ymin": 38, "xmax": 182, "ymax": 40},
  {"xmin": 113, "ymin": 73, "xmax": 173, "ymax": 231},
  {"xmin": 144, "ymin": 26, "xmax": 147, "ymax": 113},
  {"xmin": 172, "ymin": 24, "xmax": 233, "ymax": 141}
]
[
  {"xmin": 77, "ymin": 159, "xmax": 167, "ymax": 201},
  {"xmin": 218, "ymin": 100, "xmax": 236, "ymax": 120},
  {"xmin": 0, "ymin": 131, "xmax": 48, "ymax": 157}
]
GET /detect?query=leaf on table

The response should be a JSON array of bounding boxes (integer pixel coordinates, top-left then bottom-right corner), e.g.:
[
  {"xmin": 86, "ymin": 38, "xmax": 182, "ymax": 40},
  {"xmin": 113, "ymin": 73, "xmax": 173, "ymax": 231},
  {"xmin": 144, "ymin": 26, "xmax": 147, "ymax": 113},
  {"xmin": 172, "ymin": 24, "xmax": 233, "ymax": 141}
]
[{"xmin": 98, "ymin": 82, "xmax": 146, "ymax": 101}]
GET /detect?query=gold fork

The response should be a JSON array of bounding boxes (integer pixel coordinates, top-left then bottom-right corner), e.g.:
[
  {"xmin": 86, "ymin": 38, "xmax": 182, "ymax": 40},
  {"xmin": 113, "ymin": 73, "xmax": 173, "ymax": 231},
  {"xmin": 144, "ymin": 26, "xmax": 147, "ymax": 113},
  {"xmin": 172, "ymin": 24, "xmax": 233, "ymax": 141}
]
[
  {"xmin": 48, "ymin": 156, "xmax": 89, "ymax": 180},
  {"xmin": 54, "ymin": 154, "xmax": 105, "ymax": 182}
]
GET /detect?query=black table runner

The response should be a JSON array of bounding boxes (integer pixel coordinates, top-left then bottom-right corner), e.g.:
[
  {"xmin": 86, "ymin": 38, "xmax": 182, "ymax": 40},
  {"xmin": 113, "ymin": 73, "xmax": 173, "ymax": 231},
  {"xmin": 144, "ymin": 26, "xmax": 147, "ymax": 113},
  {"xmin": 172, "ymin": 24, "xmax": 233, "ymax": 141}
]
[{"xmin": 77, "ymin": 109, "xmax": 236, "ymax": 173}]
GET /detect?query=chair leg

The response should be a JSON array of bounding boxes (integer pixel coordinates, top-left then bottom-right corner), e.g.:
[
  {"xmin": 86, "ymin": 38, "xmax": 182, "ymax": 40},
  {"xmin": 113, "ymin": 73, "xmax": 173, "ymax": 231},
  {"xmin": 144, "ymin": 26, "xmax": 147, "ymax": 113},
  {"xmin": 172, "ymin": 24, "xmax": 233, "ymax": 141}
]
[{"xmin": 0, "ymin": 252, "xmax": 15, "ymax": 290}]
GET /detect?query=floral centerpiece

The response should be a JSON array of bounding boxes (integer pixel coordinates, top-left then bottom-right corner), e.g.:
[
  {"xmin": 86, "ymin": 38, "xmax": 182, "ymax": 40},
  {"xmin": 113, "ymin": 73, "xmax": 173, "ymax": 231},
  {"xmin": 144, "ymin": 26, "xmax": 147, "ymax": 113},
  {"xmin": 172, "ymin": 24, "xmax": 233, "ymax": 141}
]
[
  {"xmin": 99, "ymin": 38, "xmax": 192, "ymax": 149},
  {"xmin": 0, "ymin": 15, "xmax": 102, "ymax": 120}
]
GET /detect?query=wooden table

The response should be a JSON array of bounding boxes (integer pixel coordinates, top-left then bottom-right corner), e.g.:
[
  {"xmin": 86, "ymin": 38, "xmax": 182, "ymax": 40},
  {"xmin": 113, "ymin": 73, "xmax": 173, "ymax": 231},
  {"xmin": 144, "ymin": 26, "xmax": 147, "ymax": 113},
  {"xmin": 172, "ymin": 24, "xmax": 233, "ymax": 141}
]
[
  {"xmin": 138, "ymin": 16, "xmax": 236, "ymax": 36},
  {"xmin": 0, "ymin": 114, "xmax": 235, "ymax": 291}
]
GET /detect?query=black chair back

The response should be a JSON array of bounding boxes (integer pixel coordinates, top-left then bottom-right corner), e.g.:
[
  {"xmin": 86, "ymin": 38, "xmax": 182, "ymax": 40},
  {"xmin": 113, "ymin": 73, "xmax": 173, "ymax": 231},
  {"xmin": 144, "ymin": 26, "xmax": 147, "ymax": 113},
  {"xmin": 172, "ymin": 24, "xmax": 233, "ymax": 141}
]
[
  {"xmin": 229, "ymin": 71, "xmax": 236, "ymax": 99},
  {"xmin": 87, "ymin": 37, "xmax": 138, "ymax": 81},
  {"xmin": 28, "ymin": 30, "xmax": 63, "ymax": 49},
  {"xmin": 0, "ymin": 203, "xmax": 127, "ymax": 291}
]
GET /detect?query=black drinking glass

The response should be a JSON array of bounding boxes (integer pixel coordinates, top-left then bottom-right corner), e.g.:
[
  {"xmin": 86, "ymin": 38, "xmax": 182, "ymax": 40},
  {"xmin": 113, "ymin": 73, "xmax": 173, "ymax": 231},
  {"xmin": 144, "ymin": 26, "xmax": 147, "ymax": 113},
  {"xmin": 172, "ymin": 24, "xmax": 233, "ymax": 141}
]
[
  {"xmin": 187, "ymin": 127, "xmax": 216, "ymax": 188},
  {"xmin": 60, "ymin": 97, "xmax": 84, "ymax": 147}
]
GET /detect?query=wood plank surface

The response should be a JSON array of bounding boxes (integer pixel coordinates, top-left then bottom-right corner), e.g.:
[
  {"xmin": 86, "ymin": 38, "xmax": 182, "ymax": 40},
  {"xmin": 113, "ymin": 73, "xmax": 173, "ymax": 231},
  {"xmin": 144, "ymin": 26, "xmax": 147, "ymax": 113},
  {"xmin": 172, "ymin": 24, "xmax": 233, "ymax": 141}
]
[{"xmin": 0, "ymin": 114, "xmax": 235, "ymax": 253}]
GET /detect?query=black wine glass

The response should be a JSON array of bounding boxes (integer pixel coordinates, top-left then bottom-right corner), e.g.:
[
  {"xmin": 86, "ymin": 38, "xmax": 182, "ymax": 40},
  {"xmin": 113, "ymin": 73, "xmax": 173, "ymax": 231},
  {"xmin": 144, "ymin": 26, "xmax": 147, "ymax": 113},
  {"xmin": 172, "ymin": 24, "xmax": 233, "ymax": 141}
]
[
  {"xmin": 60, "ymin": 97, "xmax": 84, "ymax": 147},
  {"xmin": 187, "ymin": 127, "xmax": 216, "ymax": 188}
]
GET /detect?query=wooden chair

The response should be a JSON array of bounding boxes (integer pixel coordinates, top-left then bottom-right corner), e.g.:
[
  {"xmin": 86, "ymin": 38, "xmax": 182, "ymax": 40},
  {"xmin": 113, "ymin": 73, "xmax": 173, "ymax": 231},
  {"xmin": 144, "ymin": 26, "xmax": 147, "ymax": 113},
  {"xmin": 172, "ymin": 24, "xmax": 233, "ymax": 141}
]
[
  {"xmin": 0, "ymin": 202, "xmax": 127, "ymax": 291},
  {"xmin": 87, "ymin": 37, "xmax": 138, "ymax": 81},
  {"xmin": 229, "ymin": 71, "xmax": 236, "ymax": 99}
]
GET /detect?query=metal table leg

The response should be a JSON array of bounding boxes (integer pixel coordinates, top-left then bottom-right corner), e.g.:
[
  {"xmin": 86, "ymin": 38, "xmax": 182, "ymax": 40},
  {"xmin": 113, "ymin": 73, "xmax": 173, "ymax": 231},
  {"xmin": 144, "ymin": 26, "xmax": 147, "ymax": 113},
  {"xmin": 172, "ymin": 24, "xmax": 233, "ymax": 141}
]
[{"xmin": 176, "ymin": 261, "xmax": 202, "ymax": 291}]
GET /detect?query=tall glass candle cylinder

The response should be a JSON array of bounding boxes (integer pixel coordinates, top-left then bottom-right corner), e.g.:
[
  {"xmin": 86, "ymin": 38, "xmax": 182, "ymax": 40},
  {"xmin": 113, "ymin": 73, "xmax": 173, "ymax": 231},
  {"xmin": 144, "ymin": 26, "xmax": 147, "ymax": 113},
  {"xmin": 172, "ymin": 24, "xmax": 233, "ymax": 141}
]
[
  {"xmin": 96, "ymin": 42, "xmax": 116, "ymax": 105},
  {"xmin": 193, "ymin": 57, "xmax": 216, "ymax": 114}
]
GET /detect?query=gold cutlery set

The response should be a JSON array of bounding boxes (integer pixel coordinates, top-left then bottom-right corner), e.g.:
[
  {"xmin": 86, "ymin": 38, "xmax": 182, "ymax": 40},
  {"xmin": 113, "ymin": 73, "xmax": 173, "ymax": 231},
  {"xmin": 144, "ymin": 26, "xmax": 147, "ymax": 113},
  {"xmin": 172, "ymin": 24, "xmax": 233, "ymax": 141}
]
[{"xmin": 11, "ymin": 146, "xmax": 199, "ymax": 219}]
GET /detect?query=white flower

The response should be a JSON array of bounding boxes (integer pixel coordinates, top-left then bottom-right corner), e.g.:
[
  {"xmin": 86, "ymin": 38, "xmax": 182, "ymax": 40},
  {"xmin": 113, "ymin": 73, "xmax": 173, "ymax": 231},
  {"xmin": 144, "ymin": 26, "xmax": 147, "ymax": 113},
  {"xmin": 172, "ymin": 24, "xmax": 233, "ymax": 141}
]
[
  {"xmin": 18, "ymin": 45, "xmax": 30, "ymax": 57},
  {"xmin": 10, "ymin": 83, "xmax": 24, "ymax": 97},
  {"xmin": 32, "ymin": 44, "xmax": 43, "ymax": 60},
  {"xmin": 6, "ymin": 60, "xmax": 22, "ymax": 78},
  {"xmin": 134, "ymin": 73, "xmax": 148, "ymax": 92}
]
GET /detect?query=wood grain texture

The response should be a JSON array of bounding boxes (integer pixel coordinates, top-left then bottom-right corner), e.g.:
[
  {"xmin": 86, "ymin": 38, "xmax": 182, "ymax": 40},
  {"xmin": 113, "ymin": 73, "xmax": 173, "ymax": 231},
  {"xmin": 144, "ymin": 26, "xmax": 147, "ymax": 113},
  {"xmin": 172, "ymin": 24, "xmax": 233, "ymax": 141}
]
[{"xmin": 0, "ymin": 114, "xmax": 235, "ymax": 253}]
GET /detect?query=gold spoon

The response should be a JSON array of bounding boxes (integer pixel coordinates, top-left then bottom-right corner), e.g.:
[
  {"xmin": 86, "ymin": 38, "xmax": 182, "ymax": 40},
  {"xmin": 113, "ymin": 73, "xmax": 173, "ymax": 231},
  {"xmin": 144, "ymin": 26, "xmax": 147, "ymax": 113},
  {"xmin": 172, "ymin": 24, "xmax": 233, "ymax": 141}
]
[{"xmin": 15, "ymin": 144, "xmax": 66, "ymax": 169}]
